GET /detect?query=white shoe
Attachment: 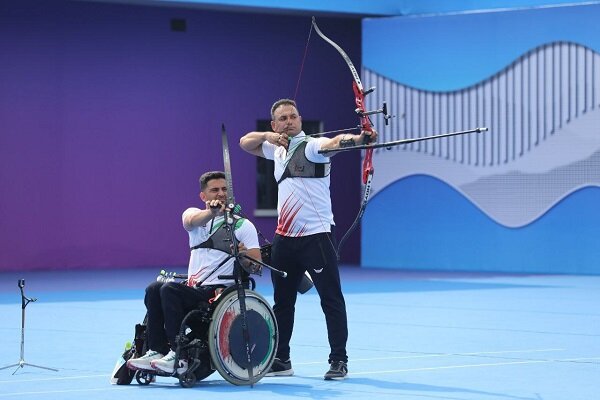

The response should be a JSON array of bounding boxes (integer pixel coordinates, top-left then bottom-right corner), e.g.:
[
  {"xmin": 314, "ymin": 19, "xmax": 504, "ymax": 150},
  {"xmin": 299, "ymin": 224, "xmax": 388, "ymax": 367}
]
[
  {"xmin": 151, "ymin": 350, "xmax": 188, "ymax": 374},
  {"xmin": 126, "ymin": 350, "xmax": 164, "ymax": 371}
]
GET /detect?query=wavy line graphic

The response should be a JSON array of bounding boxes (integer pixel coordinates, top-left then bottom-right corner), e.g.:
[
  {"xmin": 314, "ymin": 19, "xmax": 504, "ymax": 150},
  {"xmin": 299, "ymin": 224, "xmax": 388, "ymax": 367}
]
[
  {"xmin": 362, "ymin": 176, "xmax": 600, "ymax": 274},
  {"xmin": 364, "ymin": 41, "xmax": 600, "ymax": 227}
]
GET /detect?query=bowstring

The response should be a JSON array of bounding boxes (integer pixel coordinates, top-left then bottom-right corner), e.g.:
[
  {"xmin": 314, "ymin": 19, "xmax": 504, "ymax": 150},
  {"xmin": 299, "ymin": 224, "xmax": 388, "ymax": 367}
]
[{"xmin": 293, "ymin": 21, "xmax": 314, "ymax": 102}]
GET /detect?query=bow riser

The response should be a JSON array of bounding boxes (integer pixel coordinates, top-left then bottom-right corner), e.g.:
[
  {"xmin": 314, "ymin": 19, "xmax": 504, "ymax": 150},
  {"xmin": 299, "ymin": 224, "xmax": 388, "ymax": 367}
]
[{"xmin": 352, "ymin": 82, "xmax": 375, "ymax": 184}]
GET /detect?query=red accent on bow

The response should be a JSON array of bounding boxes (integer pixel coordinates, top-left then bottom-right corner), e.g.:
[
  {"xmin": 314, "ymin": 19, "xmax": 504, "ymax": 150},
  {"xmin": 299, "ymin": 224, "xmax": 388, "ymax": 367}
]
[{"xmin": 352, "ymin": 81, "xmax": 375, "ymax": 184}]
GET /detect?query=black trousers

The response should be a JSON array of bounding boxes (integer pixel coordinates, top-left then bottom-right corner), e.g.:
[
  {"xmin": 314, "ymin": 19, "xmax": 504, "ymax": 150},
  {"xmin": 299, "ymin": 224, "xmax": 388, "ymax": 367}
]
[
  {"xmin": 144, "ymin": 281, "xmax": 219, "ymax": 354},
  {"xmin": 271, "ymin": 229, "xmax": 348, "ymax": 363}
]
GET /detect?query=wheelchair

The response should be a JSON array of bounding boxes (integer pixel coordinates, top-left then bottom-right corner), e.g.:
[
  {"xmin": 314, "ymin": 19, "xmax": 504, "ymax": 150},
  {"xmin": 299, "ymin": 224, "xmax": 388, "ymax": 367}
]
[
  {"xmin": 111, "ymin": 244, "xmax": 314, "ymax": 387},
  {"xmin": 127, "ymin": 266, "xmax": 278, "ymax": 388},
  {"xmin": 111, "ymin": 231, "xmax": 286, "ymax": 388}
]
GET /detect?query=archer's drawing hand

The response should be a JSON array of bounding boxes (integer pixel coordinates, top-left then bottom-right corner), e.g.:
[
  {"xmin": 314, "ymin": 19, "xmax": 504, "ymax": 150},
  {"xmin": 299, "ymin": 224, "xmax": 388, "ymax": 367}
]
[
  {"xmin": 267, "ymin": 132, "xmax": 289, "ymax": 149},
  {"xmin": 234, "ymin": 242, "xmax": 262, "ymax": 274}
]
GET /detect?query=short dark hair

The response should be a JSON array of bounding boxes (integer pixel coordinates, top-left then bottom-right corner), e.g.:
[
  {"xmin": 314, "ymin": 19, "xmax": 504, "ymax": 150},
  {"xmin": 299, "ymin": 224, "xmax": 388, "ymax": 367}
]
[
  {"xmin": 199, "ymin": 171, "xmax": 226, "ymax": 191},
  {"xmin": 271, "ymin": 98, "xmax": 298, "ymax": 120}
]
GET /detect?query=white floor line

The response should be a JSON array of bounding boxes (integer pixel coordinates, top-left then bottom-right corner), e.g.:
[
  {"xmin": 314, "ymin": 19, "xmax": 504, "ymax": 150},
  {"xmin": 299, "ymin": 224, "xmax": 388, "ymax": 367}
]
[
  {"xmin": 1, "ymin": 352, "xmax": 595, "ymax": 395},
  {"xmin": 0, "ymin": 387, "xmax": 130, "ymax": 397},
  {"xmin": 296, "ymin": 348, "xmax": 565, "ymax": 365},
  {"xmin": 0, "ymin": 374, "xmax": 107, "ymax": 384},
  {"xmin": 559, "ymin": 357, "xmax": 600, "ymax": 362},
  {"xmin": 342, "ymin": 359, "xmax": 566, "ymax": 376},
  {"xmin": 3, "ymin": 356, "xmax": 597, "ymax": 396},
  {"xmin": 336, "ymin": 356, "xmax": 600, "ymax": 377}
]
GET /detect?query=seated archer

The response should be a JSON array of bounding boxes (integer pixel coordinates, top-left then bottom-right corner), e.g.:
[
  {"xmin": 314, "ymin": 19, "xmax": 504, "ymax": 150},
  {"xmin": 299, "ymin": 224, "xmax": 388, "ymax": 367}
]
[{"xmin": 126, "ymin": 170, "xmax": 261, "ymax": 375}]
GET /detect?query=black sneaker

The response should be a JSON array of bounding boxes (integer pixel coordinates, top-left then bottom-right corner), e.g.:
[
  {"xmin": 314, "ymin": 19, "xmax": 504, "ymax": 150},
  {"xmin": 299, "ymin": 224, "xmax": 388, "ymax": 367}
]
[
  {"xmin": 266, "ymin": 358, "xmax": 293, "ymax": 376},
  {"xmin": 324, "ymin": 360, "xmax": 348, "ymax": 380}
]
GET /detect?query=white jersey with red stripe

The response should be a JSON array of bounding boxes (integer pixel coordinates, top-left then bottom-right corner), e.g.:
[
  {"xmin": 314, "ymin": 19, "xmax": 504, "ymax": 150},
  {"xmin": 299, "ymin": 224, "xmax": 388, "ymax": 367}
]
[
  {"xmin": 182, "ymin": 210, "xmax": 260, "ymax": 287},
  {"xmin": 262, "ymin": 131, "xmax": 335, "ymax": 237}
]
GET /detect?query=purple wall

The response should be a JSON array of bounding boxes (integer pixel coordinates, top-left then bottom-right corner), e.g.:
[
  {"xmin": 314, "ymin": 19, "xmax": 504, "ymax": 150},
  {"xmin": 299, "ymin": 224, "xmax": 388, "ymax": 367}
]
[{"xmin": 0, "ymin": 0, "xmax": 362, "ymax": 271}]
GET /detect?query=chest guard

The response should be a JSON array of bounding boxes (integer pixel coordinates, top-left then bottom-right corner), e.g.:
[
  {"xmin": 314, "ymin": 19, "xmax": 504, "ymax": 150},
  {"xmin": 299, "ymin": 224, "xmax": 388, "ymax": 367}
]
[
  {"xmin": 190, "ymin": 216, "xmax": 244, "ymax": 253},
  {"xmin": 277, "ymin": 140, "xmax": 331, "ymax": 184}
]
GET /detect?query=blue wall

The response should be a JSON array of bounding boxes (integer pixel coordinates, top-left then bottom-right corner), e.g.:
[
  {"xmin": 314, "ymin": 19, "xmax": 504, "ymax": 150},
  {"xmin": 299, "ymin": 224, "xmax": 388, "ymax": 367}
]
[
  {"xmin": 361, "ymin": 3, "xmax": 600, "ymax": 274},
  {"xmin": 363, "ymin": 176, "xmax": 600, "ymax": 274}
]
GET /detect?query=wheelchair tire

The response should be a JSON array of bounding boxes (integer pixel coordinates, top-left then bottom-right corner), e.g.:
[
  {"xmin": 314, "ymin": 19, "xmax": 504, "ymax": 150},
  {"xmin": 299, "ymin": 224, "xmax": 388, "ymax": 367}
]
[
  {"xmin": 208, "ymin": 289, "xmax": 278, "ymax": 386},
  {"xmin": 134, "ymin": 370, "xmax": 154, "ymax": 385},
  {"xmin": 179, "ymin": 371, "xmax": 197, "ymax": 388}
]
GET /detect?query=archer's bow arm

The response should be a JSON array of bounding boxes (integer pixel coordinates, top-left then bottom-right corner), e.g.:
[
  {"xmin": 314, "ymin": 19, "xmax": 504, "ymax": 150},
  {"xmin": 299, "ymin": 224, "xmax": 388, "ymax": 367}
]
[{"xmin": 318, "ymin": 129, "xmax": 378, "ymax": 156}]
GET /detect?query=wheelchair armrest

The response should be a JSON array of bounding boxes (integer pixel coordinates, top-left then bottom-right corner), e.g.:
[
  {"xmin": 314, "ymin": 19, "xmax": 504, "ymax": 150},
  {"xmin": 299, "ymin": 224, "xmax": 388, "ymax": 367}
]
[{"xmin": 217, "ymin": 275, "xmax": 255, "ymax": 290}]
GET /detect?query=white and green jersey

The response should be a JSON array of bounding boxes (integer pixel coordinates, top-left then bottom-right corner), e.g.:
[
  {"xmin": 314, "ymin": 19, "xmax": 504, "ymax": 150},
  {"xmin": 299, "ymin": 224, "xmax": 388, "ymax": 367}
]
[{"xmin": 181, "ymin": 211, "xmax": 259, "ymax": 287}]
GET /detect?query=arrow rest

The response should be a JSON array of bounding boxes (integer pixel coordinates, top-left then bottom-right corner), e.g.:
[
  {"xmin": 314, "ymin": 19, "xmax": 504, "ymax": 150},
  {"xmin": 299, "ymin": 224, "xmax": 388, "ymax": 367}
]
[{"xmin": 356, "ymin": 100, "xmax": 392, "ymax": 125}]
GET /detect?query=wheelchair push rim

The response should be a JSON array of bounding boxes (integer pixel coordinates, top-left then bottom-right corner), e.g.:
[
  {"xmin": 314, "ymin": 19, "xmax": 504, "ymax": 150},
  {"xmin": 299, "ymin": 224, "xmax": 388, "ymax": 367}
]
[{"xmin": 208, "ymin": 289, "xmax": 278, "ymax": 385}]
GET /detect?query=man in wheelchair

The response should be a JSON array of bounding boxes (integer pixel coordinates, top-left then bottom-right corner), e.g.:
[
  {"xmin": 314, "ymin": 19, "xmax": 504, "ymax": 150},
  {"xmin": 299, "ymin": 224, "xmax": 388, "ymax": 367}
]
[{"xmin": 126, "ymin": 171, "xmax": 264, "ymax": 379}]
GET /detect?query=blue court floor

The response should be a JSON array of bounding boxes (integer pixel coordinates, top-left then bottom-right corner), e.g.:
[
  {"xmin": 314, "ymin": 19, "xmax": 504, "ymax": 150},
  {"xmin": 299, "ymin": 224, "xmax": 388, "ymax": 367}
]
[{"xmin": 0, "ymin": 266, "xmax": 598, "ymax": 400}]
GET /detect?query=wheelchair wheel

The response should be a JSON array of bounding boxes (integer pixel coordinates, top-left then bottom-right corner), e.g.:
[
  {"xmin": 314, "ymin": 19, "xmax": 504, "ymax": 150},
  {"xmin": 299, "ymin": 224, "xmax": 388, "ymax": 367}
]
[
  {"xmin": 134, "ymin": 370, "xmax": 154, "ymax": 385},
  {"xmin": 208, "ymin": 289, "xmax": 278, "ymax": 386},
  {"xmin": 179, "ymin": 371, "xmax": 197, "ymax": 388}
]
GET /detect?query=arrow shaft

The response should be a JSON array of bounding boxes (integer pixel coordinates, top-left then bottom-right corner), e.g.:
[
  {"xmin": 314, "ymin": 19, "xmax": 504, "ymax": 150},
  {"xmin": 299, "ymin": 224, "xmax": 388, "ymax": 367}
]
[{"xmin": 319, "ymin": 127, "xmax": 488, "ymax": 154}]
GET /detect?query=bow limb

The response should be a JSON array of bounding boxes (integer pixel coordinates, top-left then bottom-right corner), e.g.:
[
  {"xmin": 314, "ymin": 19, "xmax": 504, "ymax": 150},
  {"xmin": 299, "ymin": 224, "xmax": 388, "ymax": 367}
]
[
  {"xmin": 221, "ymin": 124, "xmax": 237, "ymax": 210},
  {"xmin": 312, "ymin": 17, "xmax": 375, "ymax": 259}
]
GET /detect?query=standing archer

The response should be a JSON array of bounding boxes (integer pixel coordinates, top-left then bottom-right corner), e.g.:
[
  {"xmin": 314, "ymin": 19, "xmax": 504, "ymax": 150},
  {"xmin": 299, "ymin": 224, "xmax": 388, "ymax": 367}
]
[{"xmin": 239, "ymin": 99, "xmax": 377, "ymax": 380}]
